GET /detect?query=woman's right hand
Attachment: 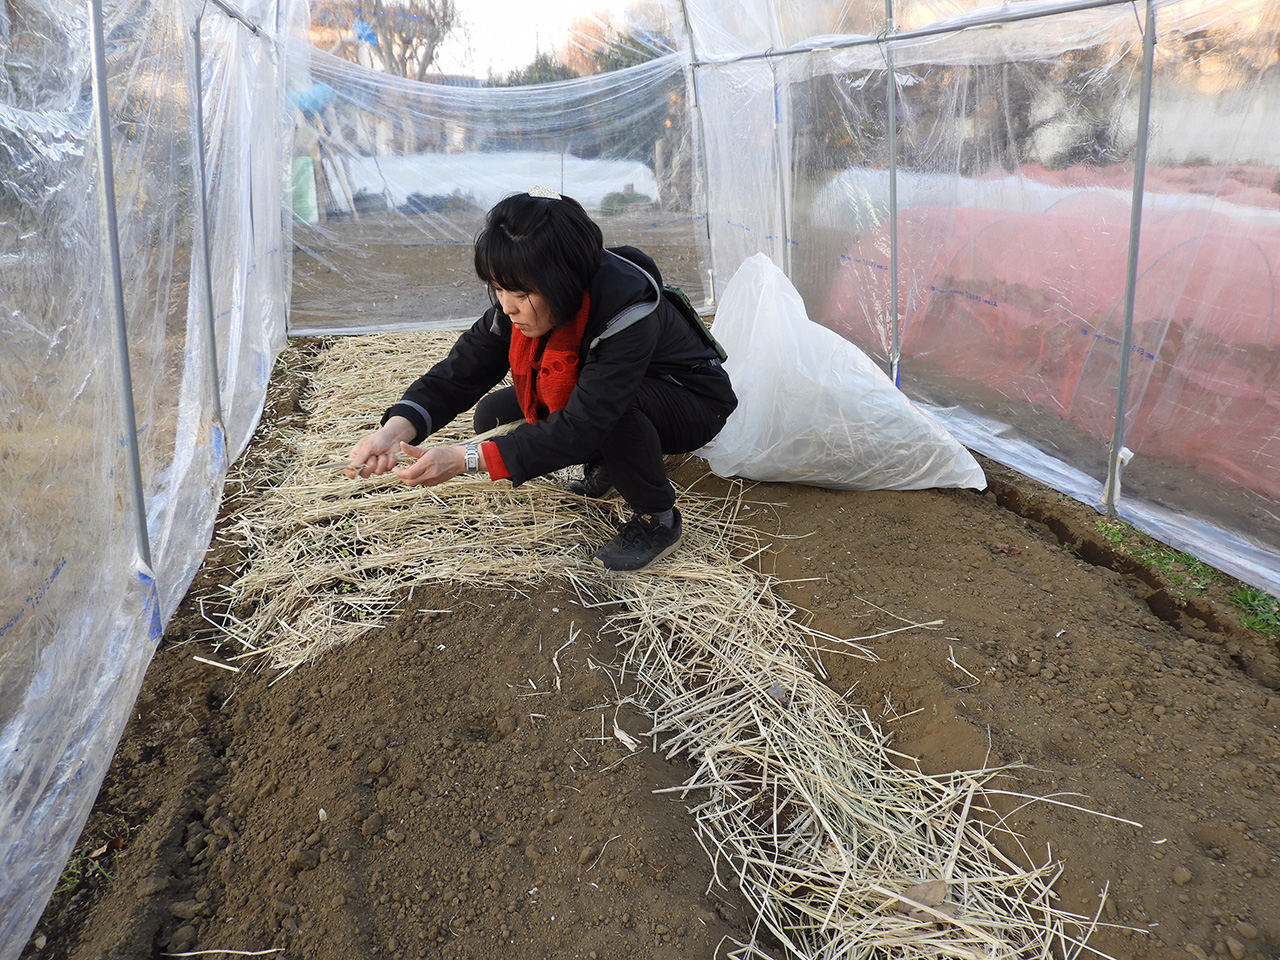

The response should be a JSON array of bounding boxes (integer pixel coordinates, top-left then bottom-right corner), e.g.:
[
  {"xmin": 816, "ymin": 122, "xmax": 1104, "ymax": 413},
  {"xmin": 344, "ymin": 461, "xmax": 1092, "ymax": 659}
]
[{"xmin": 345, "ymin": 416, "xmax": 417, "ymax": 479}]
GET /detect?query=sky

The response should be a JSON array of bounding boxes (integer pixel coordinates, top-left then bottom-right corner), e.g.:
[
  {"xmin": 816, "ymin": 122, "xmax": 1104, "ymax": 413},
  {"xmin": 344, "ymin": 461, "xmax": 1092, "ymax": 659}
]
[{"xmin": 435, "ymin": 0, "xmax": 632, "ymax": 78}]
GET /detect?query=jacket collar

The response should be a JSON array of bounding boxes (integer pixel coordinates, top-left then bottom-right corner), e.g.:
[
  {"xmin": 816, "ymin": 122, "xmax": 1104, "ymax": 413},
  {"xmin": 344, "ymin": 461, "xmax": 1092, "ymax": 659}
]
[{"xmin": 585, "ymin": 247, "xmax": 662, "ymax": 349}]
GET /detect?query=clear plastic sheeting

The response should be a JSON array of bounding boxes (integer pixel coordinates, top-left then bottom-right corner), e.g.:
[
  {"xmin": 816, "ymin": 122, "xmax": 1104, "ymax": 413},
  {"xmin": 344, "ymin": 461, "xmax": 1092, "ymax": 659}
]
[
  {"xmin": 287, "ymin": 43, "xmax": 709, "ymax": 334},
  {"xmin": 0, "ymin": 0, "xmax": 296, "ymax": 953},
  {"xmin": 194, "ymin": 3, "xmax": 293, "ymax": 477},
  {"xmin": 696, "ymin": 58, "xmax": 789, "ymax": 286},
  {"xmin": 682, "ymin": 0, "xmax": 779, "ymax": 59},
  {"xmin": 691, "ymin": 0, "xmax": 1280, "ymax": 593}
]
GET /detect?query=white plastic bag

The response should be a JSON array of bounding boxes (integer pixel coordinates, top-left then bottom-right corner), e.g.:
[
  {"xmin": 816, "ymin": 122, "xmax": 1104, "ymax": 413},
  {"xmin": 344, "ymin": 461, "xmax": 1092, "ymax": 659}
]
[{"xmin": 698, "ymin": 254, "xmax": 986, "ymax": 491}]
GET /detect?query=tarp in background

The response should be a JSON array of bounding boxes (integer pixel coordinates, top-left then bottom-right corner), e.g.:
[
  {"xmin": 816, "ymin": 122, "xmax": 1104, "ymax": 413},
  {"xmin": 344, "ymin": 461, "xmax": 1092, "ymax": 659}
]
[{"xmin": 0, "ymin": 0, "xmax": 296, "ymax": 954}]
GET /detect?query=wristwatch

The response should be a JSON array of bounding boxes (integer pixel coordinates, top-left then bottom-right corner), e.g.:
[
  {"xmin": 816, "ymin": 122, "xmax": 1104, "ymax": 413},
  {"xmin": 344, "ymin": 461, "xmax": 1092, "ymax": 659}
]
[{"xmin": 464, "ymin": 443, "xmax": 480, "ymax": 473}]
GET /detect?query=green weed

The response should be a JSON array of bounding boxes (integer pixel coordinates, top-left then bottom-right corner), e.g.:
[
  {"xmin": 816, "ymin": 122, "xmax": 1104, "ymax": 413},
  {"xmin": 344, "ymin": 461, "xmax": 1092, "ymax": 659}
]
[
  {"xmin": 1095, "ymin": 519, "xmax": 1217, "ymax": 594},
  {"xmin": 1130, "ymin": 544, "xmax": 1218, "ymax": 592},
  {"xmin": 1230, "ymin": 586, "xmax": 1280, "ymax": 636},
  {"xmin": 1094, "ymin": 522, "xmax": 1279, "ymax": 633},
  {"xmin": 56, "ymin": 852, "xmax": 112, "ymax": 896},
  {"xmin": 55, "ymin": 819, "xmax": 129, "ymax": 895},
  {"xmin": 1097, "ymin": 519, "xmax": 1127, "ymax": 548}
]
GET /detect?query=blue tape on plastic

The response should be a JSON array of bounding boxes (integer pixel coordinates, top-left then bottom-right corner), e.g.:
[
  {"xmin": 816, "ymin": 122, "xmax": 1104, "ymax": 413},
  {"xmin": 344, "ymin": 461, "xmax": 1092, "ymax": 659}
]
[
  {"xmin": 138, "ymin": 569, "xmax": 163, "ymax": 644},
  {"xmin": 0, "ymin": 557, "xmax": 67, "ymax": 638},
  {"xmin": 930, "ymin": 284, "xmax": 998, "ymax": 307},
  {"xmin": 841, "ymin": 253, "xmax": 889, "ymax": 272},
  {"xmin": 648, "ymin": 215, "xmax": 706, "ymax": 228},
  {"xmin": 1081, "ymin": 328, "xmax": 1156, "ymax": 361},
  {"xmin": 213, "ymin": 422, "xmax": 227, "ymax": 474}
]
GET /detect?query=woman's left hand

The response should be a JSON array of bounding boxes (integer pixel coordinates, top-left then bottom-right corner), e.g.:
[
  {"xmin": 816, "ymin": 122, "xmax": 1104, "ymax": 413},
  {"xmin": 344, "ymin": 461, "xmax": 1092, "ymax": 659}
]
[{"xmin": 392, "ymin": 442, "xmax": 466, "ymax": 487}]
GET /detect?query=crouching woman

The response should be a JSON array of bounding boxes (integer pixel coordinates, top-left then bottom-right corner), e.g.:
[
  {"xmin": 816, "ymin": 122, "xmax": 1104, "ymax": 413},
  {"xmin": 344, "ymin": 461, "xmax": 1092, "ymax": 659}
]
[{"xmin": 345, "ymin": 188, "xmax": 737, "ymax": 571}]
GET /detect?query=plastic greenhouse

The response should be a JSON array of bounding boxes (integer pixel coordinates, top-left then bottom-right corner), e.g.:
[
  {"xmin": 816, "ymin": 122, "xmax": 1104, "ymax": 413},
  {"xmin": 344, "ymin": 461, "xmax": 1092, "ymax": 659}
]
[{"xmin": 2, "ymin": 0, "xmax": 1278, "ymax": 952}]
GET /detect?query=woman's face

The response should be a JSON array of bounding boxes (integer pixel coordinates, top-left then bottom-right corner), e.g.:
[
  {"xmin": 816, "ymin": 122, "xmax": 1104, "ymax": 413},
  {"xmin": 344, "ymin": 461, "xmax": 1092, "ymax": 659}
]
[{"xmin": 494, "ymin": 286, "xmax": 554, "ymax": 338}]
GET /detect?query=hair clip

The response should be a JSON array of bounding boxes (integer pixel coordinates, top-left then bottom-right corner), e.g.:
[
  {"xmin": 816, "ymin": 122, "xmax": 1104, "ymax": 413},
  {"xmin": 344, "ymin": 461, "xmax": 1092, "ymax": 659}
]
[{"xmin": 528, "ymin": 186, "xmax": 562, "ymax": 200}]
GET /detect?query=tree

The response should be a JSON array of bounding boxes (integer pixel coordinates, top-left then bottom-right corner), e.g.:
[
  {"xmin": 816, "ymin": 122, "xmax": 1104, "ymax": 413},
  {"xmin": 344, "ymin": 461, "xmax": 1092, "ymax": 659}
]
[
  {"xmin": 312, "ymin": 0, "xmax": 458, "ymax": 82},
  {"xmin": 490, "ymin": 51, "xmax": 577, "ymax": 88},
  {"xmin": 562, "ymin": 3, "xmax": 676, "ymax": 77}
]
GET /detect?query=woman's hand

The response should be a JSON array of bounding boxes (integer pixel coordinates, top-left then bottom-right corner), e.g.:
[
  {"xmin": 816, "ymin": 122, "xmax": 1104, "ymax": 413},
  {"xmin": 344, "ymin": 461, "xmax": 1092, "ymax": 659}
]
[
  {"xmin": 345, "ymin": 416, "xmax": 416, "ymax": 479},
  {"xmin": 392, "ymin": 443, "xmax": 470, "ymax": 487}
]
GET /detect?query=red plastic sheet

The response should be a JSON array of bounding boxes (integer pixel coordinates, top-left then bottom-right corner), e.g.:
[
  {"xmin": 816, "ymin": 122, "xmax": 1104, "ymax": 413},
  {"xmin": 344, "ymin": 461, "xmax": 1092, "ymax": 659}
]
[{"xmin": 826, "ymin": 181, "xmax": 1280, "ymax": 500}]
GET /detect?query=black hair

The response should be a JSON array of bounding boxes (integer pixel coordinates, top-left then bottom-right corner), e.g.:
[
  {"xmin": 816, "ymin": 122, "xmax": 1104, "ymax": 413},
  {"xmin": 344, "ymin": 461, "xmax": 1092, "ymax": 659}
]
[{"xmin": 473, "ymin": 191, "xmax": 604, "ymax": 328}]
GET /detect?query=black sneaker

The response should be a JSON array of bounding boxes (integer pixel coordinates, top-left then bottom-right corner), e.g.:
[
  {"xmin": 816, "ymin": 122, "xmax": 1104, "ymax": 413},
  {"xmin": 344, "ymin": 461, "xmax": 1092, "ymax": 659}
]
[
  {"xmin": 565, "ymin": 462, "xmax": 614, "ymax": 499},
  {"xmin": 594, "ymin": 509, "xmax": 683, "ymax": 571}
]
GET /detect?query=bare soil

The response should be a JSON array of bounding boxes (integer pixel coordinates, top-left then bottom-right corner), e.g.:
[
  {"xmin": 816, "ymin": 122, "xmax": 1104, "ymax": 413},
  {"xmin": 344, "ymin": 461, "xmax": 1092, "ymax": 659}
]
[{"xmin": 22, "ymin": 336, "xmax": 1280, "ymax": 960}]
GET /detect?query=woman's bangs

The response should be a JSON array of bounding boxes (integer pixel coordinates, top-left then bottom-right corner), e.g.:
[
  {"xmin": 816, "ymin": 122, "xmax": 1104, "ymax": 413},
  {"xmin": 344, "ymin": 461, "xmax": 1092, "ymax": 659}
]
[{"xmin": 476, "ymin": 233, "xmax": 542, "ymax": 296}]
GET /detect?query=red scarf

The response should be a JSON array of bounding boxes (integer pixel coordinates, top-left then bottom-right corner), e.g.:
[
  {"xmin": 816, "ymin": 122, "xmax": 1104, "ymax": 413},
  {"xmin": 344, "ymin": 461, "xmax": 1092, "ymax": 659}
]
[{"xmin": 509, "ymin": 294, "xmax": 591, "ymax": 423}]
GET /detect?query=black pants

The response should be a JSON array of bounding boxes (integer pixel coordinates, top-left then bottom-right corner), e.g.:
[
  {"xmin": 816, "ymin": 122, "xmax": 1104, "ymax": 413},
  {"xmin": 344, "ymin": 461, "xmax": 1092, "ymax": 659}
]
[{"xmin": 473, "ymin": 381, "xmax": 731, "ymax": 515}]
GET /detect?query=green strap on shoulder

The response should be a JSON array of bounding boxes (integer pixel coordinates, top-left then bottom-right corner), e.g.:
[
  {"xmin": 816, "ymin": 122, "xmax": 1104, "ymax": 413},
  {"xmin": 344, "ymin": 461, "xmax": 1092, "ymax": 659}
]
[{"xmin": 662, "ymin": 284, "xmax": 728, "ymax": 363}]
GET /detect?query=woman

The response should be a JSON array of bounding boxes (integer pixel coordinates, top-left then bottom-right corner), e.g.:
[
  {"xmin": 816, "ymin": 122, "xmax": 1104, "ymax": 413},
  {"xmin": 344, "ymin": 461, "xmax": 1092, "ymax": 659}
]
[{"xmin": 345, "ymin": 188, "xmax": 737, "ymax": 571}]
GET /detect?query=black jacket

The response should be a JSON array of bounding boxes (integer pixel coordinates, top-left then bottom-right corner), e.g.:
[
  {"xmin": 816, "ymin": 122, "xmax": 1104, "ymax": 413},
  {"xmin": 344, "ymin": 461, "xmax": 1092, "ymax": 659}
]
[{"xmin": 383, "ymin": 246, "xmax": 737, "ymax": 486}]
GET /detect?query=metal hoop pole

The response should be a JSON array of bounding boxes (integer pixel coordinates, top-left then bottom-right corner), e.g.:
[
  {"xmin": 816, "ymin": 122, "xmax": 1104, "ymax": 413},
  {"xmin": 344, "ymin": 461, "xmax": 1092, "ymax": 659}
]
[
  {"xmin": 191, "ymin": 15, "xmax": 226, "ymax": 429},
  {"xmin": 1103, "ymin": 0, "xmax": 1157, "ymax": 515},
  {"xmin": 89, "ymin": 0, "xmax": 153, "ymax": 571},
  {"xmin": 769, "ymin": 55, "xmax": 794, "ymax": 275},
  {"xmin": 689, "ymin": 0, "xmax": 1139, "ymax": 69},
  {"xmin": 885, "ymin": 0, "xmax": 902, "ymax": 386},
  {"xmin": 761, "ymin": 0, "xmax": 793, "ymax": 276},
  {"xmin": 676, "ymin": 2, "xmax": 718, "ymax": 307}
]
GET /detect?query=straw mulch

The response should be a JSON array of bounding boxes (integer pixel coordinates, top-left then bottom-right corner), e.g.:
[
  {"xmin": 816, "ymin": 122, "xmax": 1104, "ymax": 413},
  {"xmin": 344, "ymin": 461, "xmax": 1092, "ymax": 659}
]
[{"xmin": 219, "ymin": 331, "xmax": 1113, "ymax": 960}]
